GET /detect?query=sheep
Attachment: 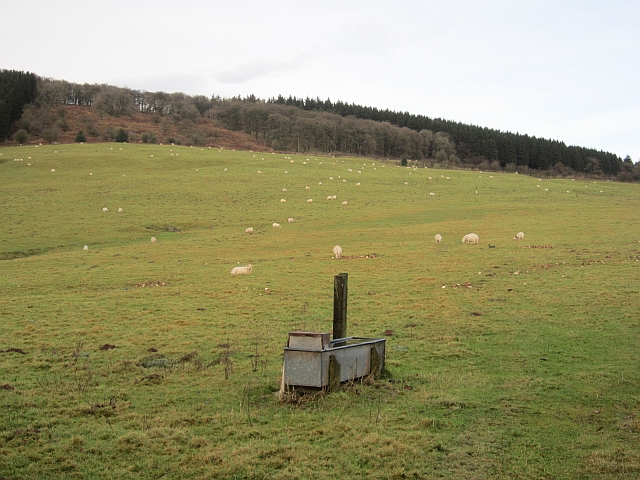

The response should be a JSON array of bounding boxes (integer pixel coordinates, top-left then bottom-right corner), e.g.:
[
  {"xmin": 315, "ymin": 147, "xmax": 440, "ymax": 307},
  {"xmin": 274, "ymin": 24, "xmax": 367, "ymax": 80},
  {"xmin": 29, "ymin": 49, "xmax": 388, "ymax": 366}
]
[
  {"xmin": 462, "ymin": 233, "xmax": 479, "ymax": 244},
  {"xmin": 282, "ymin": 188, "xmax": 287, "ymax": 192},
  {"xmin": 332, "ymin": 195, "xmax": 336, "ymax": 200},
  {"xmin": 329, "ymin": 177, "xmax": 333, "ymax": 180},
  {"xmin": 343, "ymin": 179, "xmax": 347, "ymax": 183},
  {"xmin": 327, "ymin": 196, "xmax": 333, "ymax": 200},
  {"xmin": 307, "ymin": 199, "xmax": 313, "ymax": 203},
  {"xmin": 245, "ymin": 227, "xmax": 254, "ymax": 234},
  {"xmin": 333, "ymin": 245, "xmax": 343, "ymax": 259},
  {"xmin": 318, "ymin": 182, "xmax": 322, "ymax": 185},
  {"xmin": 51, "ymin": 169, "xmax": 55, "ymax": 173},
  {"xmin": 231, "ymin": 264, "xmax": 253, "ymax": 275},
  {"xmin": 273, "ymin": 223, "xmax": 281, "ymax": 229},
  {"xmin": 306, "ymin": 186, "xmax": 310, "ymax": 190},
  {"xmin": 288, "ymin": 217, "xmax": 294, "ymax": 223},
  {"xmin": 430, "ymin": 192, "xmax": 435, "ymax": 196},
  {"xmin": 151, "ymin": 237, "xmax": 157, "ymax": 243},
  {"xmin": 280, "ymin": 199, "xmax": 286, "ymax": 203},
  {"xmin": 356, "ymin": 183, "xmax": 360, "ymax": 186},
  {"xmin": 428, "ymin": 176, "xmax": 432, "ymax": 180},
  {"xmin": 83, "ymin": 245, "xmax": 88, "ymax": 251},
  {"xmin": 513, "ymin": 232, "xmax": 524, "ymax": 240},
  {"xmin": 102, "ymin": 207, "xmax": 109, "ymax": 212},
  {"xmin": 118, "ymin": 208, "xmax": 123, "ymax": 213},
  {"xmin": 342, "ymin": 201, "xmax": 348, "ymax": 206},
  {"xmin": 435, "ymin": 234, "xmax": 442, "ymax": 244}
]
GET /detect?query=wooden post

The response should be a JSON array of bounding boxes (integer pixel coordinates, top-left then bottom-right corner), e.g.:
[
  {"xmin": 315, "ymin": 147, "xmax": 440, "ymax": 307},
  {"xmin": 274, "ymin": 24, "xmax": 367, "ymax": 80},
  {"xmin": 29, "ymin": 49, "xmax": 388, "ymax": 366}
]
[{"xmin": 333, "ymin": 273, "xmax": 348, "ymax": 340}]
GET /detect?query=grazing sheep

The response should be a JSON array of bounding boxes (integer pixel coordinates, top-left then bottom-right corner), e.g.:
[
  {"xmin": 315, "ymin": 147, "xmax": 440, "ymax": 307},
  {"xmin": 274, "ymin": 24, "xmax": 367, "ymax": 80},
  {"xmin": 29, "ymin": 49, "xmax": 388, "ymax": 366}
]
[
  {"xmin": 51, "ymin": 169, "xmax": 55, "ymax": 173},
  {"xmin": 280, "ymin": 199, "xmax": 286, "ymax": 203},
  {"xmin": 306, "ymin": 186, "xmax": 310, "ymax": 190},
  {"xmin": 428, "ymin": 176, "xmax": 432, "ymax": 180},
  {"xmin": 151, "ymin": 237, "xmax": 157, "ymax": 243},
  {"xmin": 273, "ymin": 223, "xmax": 281, "ymax": 229},
  {"xmin": 307, "ymin": 199, "xmax": 313, "ymax": 203},
  {"xmin": 83, "ymin": 245, "xmax": 88, "ymax": 251},
  {"xmin": 329, "ymin": 177, "xmax": 333, "ymax": 180},
  {"xmin": 102, "ymin": 207, "xmax": 109, "ymax": 212},
  {"xmin": 245, "ymin": 227, "xmax": 254, "ymax": 234},
  {"xmin": 333, "ymin": 245, "xmax": 343, "ymax": 259},
  {"xmin": 332, "ymin": 195, "xmax": 336, "ymax": 200},
  {"xmin": 318, "ymin": 182, "xmax": 322, "ymax": 185},
  {"xmin": 282, "ymin": 188, "xmax": 287, "ymax": 192},
  {"xmin": 430, "ymin": 192, "xmax": 435, "ymax": 197},
  {"xmin": 435, "ymin": 234, "xmax": 442, "ymax": 245},
  {"xmin": 342, "ymin": 201, "xmax": 348, "ymax": 206},
  {"xmin": 118, "ymin": 208, "xmax": 123, "ymax": 213},
  {"xmin": 288, "ymin": 217, "xmax": 294, "ymax": 223},
  {"xmin": 231, "ymin": 264, "xmax": 253, "ymax": 275},
  {"xmin": 89, "ymin": 173, "xmax": 92, "ymax": 176},
  {"xmin": 462, "ymin": 233, "xmax": 479, "ymax": 244},
  {"xmin": 356, "ymin": 183, "xmax": 360, "ymax": 186},
  {"xmin": 513, "ymin": 232, "xmax": 524, "ymax": 240}
]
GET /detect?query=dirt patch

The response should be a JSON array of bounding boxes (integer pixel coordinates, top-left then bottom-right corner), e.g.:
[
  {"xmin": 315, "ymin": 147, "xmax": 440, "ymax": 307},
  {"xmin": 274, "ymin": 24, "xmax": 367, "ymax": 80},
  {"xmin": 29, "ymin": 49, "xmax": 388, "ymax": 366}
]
[
  {"xmin": 147, "ymin": 347, "xmax": 158, "ymax": 353},
  {"xmin": 338, "ymin": 253, "xmax": 381, "ymax": 260},
  {"xmin": 136, "ymin": 281, "xmax": 167, "ymax": 287},
  {"xmin": 1, "ymin": 348, "xmax": 27, "ymax": 354},
  {"xmin": 522, "ymin": 245, "xmax": 553, "ymax": 249},
  {"xmin": 179, "ymin": 352, "xmax": 197, "ymax": 363},
  {"xmin": 99, "ymin": 344, "xmax": 116, "ymax": 351},
  {"xmin": 383, "ymin": 330, "xmax": 395, "ymax": 336},
  {"xmin": 1, "ymin": 384, "xmax": 15, "ymax": 390}
]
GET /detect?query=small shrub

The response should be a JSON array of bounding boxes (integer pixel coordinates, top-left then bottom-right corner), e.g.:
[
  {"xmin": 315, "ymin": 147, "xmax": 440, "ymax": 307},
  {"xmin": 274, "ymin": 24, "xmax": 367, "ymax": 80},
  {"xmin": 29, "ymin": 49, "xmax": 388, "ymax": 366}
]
[
  {"xmin": 42, "ymin": 126, "xmax": 60, "ymax": 144},
  {"xmin": 57, "ymin": 118, "xmax": 71, "ymax": 132},
  {"xmin": 13, "ymin": 129, "xmax": 29, "ymax": 145},
  {"xmin": 401, "ymin": 157, "xmax": 408, "ymax": 166},
  {"xmin": 141, "ymin": 131, "xmax": 158, "ymax": 144},
  {"xmin": 115, "ymin": 128, "xmax": 128, "ymax": 143},
  {"xmin": 166, "ymin": 136, "xmax": 181, "ymax": 145},
  {"xmin": 75, "ymin": 131, "xmax": 86, "ymax": 143}
]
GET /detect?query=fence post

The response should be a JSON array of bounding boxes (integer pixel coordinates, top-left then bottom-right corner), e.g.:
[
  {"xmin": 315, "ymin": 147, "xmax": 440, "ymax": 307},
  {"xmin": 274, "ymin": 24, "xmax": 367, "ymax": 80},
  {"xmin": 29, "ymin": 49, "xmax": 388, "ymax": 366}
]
[{"xmin": 333, "ymin": 273, "xmax": 348, "ymax": 340}]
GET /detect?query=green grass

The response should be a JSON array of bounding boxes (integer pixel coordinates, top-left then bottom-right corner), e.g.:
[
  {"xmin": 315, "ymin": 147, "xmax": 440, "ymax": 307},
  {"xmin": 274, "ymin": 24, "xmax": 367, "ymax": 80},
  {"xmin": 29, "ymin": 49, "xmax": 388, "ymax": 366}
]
[{"xmin": 1, "ymin": 144, "xmax": 639, "ymax": 479}]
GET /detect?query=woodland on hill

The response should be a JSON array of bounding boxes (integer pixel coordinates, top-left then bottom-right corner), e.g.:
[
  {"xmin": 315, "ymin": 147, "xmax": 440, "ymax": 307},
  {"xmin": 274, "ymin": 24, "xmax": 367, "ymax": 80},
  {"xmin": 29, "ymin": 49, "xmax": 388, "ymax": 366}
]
[{"xmin": 2, "ymin": 70, "xmax": 638, "ymax": 181}]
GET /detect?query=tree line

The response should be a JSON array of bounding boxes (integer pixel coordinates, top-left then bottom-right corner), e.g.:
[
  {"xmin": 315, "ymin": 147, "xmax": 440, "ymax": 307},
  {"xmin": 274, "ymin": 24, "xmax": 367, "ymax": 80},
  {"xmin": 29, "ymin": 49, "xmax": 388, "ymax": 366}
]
[
  {"xmin": 3, "ymin": 75, "xmax": 637, "ymax": 180},
  {"xmin": 0, "ymin": 70, "xmax": 38, "ymax": 141}
]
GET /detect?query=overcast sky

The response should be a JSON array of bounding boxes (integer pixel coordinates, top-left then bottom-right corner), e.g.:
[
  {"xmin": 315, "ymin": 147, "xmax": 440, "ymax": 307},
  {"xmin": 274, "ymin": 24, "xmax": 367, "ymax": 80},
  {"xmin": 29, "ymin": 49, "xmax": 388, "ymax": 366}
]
[{"xmin": 3, "ymin": 1, "xmax": 639, "ymax": 160}]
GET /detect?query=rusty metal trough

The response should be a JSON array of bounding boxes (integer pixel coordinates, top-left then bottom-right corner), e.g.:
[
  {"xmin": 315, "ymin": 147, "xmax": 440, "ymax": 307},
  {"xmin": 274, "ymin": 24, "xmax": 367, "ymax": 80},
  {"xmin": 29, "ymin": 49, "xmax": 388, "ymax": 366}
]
[{"xmin": 281, "ymin": 274, "xmax": 386, "ymax": 392}]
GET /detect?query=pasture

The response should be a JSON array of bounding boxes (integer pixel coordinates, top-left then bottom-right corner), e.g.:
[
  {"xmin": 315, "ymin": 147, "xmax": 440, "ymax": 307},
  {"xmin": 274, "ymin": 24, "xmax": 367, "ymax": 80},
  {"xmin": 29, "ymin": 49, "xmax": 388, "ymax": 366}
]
[{"xmin": 1, "ymin": 144, "xmax": 639, "ymax": 479}]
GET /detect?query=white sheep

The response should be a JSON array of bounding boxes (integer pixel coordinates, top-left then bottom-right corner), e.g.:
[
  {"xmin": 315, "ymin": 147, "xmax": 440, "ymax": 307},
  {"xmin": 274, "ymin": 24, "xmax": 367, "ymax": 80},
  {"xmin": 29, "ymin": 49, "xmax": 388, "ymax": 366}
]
[
  {"xmin": 288, "ymin": 217, "xmax": 294, "ymax": 223},
  {"xmin": 83, "ymin": 245, "xmax": 88, "ymax": 251},
  {"xmin": 356, "ymin": 183, "xmax": 360, "ymax": 186},
  {"xmin": 327, "ymin": 196, "xmax": 333, "ymax": 200},
  {"xmin": 307, "ymin": 199, "xmax": 313, "ymax": 203},
  {"xmin": 282, "ymin": 188, "xmax": 287, "ymax": 192},
  {"xmin": 51, "ymin": 169, "xmax": 55, "ymax": 173},
  {"xmin": 280, "ymin": 199, "xmax": 286, "ymax": 203},
  {"xmin": 342, "ymin": 201, "xmax": 348, "ymax": 206},
  {"xmin": 318, "ymin": 182, "xmax": 322, "ymax": 185},
  {"xmin": 513, "ymin": 232, "xmax": 524, "ymax": 240},
  {"xmin": 329, "ymin": 177, "xmax": 333, "ymax": 180},
  {"xmin": 118, "ymin": 208, "xmax": 123, "ymax": 213},
  {"xmin": 151, "ymin": 237, "xmax": 157, "ymax": 243},
  {"xmin": 430, "ymin": 192, "xmax": 435, "ymax": 197},
  {"xmin": 231, "ymin": 264, "xmax": 252, "ymax": 275},
  {"xmin": 435, "ymin": 234, "xmax": 442, "ymax": 245},
  {"xmin": 333, "ymin": 245, "xmax": 343, "ymax": 259},
  {"xmin": 245, "ymin": 227, "xmax": 254, "ymax": 234},
  {"xmin": 332, "ymin": 195, "xmax": 336, "ymax": 200},
  {"xmin": 102, "ymin": 207, "xmax": 109, "ymax": 212},
  {"xmin": 462, "ymin": 233, "xmax": 479, "ymax": 244},
  {"xmin": 273, "ymin": 223, "xmax": 281, "ymax": 229},
  {"xmin": 306, "ymin": 186, "xmax": 310, "ymax": 191}
]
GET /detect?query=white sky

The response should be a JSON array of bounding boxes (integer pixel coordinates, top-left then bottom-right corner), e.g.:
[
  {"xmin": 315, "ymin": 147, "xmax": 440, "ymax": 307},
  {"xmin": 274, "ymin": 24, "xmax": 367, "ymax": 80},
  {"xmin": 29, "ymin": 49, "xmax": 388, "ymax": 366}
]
[{"xmin": 3, "ymin": 1, "xmax": 639, "ymax": 160}]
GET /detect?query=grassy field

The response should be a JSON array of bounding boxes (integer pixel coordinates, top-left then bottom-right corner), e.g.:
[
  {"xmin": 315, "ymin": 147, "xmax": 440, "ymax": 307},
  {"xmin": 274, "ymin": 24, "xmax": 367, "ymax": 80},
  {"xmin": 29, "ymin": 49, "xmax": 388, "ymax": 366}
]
[{"xmin": 1, "ymin": 143, "xmax": 639, "ymax": 479}]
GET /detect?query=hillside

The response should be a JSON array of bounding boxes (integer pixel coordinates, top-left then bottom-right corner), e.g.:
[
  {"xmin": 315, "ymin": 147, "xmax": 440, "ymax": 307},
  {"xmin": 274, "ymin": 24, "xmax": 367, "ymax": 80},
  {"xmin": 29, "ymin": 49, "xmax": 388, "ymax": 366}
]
[
  {"xmin": 2, "ymin": 70, "xmax": 639, "ymax": 181},
  {"xmin": 14, "ymin": 104, "xmax": 270, "ymax": 152}
]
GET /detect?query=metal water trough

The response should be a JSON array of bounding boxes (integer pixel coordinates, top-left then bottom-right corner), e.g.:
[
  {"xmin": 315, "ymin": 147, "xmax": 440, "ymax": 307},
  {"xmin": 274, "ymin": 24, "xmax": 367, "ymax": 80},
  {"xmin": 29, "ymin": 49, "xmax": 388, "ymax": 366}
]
[{"xmin": 281, "ymin": 273, "xmax": 386, "ymax": 392}]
